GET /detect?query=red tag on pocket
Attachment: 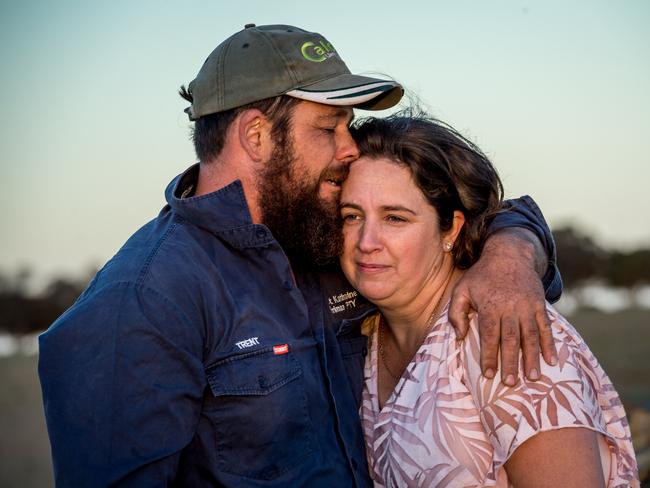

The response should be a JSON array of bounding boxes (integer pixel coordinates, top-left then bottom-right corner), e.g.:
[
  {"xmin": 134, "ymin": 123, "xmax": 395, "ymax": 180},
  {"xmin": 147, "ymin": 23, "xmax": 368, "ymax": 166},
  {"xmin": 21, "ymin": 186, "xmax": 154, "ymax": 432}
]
[{"xmin": 273, "ymin": 344, "xmax": 289, "ymax": 355}]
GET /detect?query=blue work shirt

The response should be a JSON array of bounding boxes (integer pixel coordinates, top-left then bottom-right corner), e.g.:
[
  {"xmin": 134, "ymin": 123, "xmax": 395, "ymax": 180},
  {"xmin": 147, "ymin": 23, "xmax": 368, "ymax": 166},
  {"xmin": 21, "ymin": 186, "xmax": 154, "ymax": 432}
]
[{"xmin": 39, "ymin": 164, "xmax": 560, "ymax": 487}]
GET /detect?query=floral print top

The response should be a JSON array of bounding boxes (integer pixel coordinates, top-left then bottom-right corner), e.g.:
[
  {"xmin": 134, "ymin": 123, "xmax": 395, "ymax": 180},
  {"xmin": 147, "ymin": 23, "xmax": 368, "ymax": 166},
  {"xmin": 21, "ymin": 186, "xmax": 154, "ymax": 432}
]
[{"xmin": 360, "ymin": 303, "xmax": 639, "ymax": 487}]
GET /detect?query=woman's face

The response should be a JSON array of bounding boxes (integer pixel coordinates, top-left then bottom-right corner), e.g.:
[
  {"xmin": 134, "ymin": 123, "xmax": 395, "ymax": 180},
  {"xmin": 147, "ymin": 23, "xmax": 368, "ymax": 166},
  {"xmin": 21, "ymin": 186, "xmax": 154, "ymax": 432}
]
[{"xmin": 340, "ymin": 156, "xmax": 450, "ymax": 310}]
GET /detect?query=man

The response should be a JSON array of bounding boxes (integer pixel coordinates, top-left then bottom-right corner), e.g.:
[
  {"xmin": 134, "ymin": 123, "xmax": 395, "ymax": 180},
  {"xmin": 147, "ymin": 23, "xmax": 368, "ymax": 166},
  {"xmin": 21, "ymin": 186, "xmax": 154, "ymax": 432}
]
[{"xmin": 39, "ymin": 24, "xmax": 561, "ymax": 486}]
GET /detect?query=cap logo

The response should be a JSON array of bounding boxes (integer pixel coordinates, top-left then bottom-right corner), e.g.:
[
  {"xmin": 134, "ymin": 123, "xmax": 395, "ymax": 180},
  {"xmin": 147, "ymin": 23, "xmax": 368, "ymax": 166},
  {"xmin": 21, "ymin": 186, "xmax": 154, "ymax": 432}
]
[{"xmin": 301, "ymin": 40, "xmax": 337, "ymax": 63}]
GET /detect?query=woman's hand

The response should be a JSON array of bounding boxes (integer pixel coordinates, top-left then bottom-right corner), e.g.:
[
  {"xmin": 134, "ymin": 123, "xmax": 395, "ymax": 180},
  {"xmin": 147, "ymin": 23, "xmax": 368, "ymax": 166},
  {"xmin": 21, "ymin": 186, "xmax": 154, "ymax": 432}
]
[{"xmin": 448, "ymin": 227, "xmax": 557, "ymax": 385}]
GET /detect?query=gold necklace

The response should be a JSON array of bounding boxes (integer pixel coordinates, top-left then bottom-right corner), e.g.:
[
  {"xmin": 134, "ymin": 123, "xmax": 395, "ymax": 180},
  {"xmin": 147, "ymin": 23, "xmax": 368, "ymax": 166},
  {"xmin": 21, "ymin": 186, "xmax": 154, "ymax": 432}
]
[{"xmin": 378, "ymin": 270, "xmax": 454, "ymax": 381}]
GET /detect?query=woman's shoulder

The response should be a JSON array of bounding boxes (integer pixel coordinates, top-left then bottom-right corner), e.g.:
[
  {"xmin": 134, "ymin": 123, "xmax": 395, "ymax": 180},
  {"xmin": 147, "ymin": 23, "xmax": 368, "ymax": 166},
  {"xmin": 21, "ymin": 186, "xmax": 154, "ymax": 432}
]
[
  {"xmin": 458, "ymin": 301, "xmax": 615, "ymax": 402},
  {"xmin": 458, "ymin": 301, "xmax": 589, "ymax": 370},
  {"xmin": 455, "ymin": 302, "xmax": 637, "ymax": 485}
]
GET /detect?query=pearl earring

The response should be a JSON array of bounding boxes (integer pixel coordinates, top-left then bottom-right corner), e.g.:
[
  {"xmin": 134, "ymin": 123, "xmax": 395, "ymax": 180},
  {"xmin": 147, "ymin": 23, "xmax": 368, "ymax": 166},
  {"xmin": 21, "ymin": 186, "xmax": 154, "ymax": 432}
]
[{"xmin": 443, "ymin": 241, "xmax": 453, "ymax": 252}]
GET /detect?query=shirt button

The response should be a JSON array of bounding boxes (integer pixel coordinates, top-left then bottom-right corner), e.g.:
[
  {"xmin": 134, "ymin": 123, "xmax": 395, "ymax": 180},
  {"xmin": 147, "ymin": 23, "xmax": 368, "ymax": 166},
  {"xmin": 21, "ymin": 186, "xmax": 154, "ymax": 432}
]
[
  {"xmin": 283, "ymin": 280, "xmax": 293, "ymax": 291},
  {"xmin": 255, "ymin": 229, "xmax": 267, "ymax": 239}
]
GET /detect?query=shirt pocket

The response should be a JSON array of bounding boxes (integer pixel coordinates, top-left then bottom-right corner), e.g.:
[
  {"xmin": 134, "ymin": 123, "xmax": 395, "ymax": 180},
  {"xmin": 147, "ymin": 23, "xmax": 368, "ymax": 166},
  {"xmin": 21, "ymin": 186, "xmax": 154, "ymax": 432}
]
[{"xmin": 204, "ymin": 346, "xmax": 314, "ymax": 480}]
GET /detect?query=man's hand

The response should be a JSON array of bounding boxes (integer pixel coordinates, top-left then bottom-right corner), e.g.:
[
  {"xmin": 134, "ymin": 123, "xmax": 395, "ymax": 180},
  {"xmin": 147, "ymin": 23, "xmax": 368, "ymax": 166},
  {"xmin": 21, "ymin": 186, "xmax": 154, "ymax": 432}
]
[{"xmin": 449, "ymin": 227, "xmax": 557, "ymax": 385}]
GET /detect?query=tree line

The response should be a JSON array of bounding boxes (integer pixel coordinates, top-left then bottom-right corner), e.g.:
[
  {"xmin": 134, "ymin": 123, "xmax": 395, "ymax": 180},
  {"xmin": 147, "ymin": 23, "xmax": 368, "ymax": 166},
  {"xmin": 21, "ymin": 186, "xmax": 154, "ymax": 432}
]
[
  {"xmin": 1, "ymin": 225, "xmax": 649, "ymax": 335},
  {"xmin": 0, "ymin": 268, "xmax": 94, "ymax": 335},
  {"xmin": 554, "ymin": 226, "xmax": 650, "ymax": 290}
]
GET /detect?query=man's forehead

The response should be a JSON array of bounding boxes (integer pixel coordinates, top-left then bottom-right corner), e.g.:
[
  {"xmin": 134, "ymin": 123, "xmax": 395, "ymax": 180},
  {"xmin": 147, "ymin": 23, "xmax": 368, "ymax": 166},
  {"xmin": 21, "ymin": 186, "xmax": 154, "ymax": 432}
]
[{"xmin": 314, "ymin": 106, "xmax": 355, "ymax": 124}]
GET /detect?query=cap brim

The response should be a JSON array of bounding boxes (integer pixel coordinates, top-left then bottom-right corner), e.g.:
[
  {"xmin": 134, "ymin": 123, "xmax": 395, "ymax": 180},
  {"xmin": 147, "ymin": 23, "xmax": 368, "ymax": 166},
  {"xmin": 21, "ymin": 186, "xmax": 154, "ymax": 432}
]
[{"xmin": 286, "ymin": 74, "xmax": 403, "ymax": 111}]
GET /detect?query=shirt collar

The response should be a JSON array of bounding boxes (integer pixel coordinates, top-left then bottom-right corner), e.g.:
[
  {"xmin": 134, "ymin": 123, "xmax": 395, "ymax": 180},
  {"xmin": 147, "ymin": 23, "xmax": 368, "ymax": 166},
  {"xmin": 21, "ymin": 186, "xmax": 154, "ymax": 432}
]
[{"xmin": 165, "ymin": 163, "xmax": 274, "ymax": 248}]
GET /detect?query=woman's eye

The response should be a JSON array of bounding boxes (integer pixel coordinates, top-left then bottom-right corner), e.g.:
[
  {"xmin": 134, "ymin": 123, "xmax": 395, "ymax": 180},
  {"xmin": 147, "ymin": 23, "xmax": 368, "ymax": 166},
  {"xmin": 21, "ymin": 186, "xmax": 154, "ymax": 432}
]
[
  {"xmin": 342, "ymin": 213, "xmax": 360, "ymax": 223},
  {"xmin": 386, "ymin": 215, "xmax": 407, "ymax": 223}
]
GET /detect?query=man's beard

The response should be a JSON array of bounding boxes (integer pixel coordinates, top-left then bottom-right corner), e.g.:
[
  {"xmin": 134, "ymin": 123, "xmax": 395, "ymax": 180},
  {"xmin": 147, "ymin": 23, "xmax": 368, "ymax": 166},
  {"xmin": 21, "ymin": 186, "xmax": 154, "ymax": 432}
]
[{"xmin": 256, "ymin": 135, "xmax": 343, "ymax": 268}]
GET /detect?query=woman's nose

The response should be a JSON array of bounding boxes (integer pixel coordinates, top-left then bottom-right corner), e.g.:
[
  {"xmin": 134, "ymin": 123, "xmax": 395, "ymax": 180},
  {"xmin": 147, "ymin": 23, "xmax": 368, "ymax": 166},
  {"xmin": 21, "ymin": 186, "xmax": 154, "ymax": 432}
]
[{"xmin": 357, "ymin": 221, "xmax": 382, "ymax": 253}]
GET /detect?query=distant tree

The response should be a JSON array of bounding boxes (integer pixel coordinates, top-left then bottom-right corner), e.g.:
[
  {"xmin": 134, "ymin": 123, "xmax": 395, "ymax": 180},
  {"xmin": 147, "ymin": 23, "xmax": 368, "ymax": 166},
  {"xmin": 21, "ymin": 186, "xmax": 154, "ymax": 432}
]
[
  {"xmin": 554, "ymin": 226, "xmax": 609, "ymax": 289},
  {"xmin": 43, "ymin": 278, "xmax": 85, "ymax": 311},
  {"xmin": 12, "ymin": 266, "xmax": 32, "ymax": 295},
  {"xmin": 605, "ymin": 249, "xmax": 650, "ymax": 306},
  {"xmin": 606, "ymin": 249, "xmax": 650, "ymax": 287},
  {"xmin": 0, "ymin": 269, "xmax": 89, "ymax": 335},
  {"xmin": 0, "ymin": 273, "xmax": 10, "ymax": 293}
]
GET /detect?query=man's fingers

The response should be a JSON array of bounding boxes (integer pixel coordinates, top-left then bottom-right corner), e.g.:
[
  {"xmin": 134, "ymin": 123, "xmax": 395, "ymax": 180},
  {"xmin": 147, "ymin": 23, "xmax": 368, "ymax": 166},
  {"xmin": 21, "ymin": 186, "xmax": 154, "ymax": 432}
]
[
  {"xmin": 478, "ymin": 313, "xmax": 500, "ymax": 379},
  {"xmin": 448, "ymin": 288, "xmax": 472, "ymax": 340},
  {"xmin": 520, "ymin": 314, "xmax": 541, "ymax": 381},
  {"xmin": 500, "ymin": 317, "xmax": 520, "ymax": 386},
  {"xmin": 537, "ymin": 308, "xmax": 557, "ymax": 367}
]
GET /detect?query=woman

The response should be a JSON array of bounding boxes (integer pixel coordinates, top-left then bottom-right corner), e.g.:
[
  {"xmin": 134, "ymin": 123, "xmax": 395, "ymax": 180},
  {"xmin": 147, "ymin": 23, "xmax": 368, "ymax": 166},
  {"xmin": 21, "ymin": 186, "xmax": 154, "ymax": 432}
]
[{"xmin": 340, "ymin": 114, "xmax": 638, "ymax": 487}]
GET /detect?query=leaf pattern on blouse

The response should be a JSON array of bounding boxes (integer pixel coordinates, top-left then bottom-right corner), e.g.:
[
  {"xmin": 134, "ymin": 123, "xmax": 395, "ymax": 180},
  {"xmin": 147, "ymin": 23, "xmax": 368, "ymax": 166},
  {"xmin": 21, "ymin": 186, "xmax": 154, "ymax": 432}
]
[{"xmin": 361, "ymin": 302, "xmax": 639, "ymax": 487}]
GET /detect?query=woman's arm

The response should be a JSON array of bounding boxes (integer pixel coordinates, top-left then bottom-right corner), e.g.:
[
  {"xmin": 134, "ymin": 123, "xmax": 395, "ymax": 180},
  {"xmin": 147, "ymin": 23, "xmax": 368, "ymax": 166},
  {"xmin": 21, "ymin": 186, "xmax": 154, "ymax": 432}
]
[{"xmin": 505, "ymin": 427, "xmax": 606, "ymax": 487}]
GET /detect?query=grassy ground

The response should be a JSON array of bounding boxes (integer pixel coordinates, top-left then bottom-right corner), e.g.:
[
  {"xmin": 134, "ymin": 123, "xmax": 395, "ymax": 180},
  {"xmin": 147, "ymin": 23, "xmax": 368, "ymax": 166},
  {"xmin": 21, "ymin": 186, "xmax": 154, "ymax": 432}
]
[
  {"xmin": 568, "ymin": 307, "xmax": 650, "ymax": 411},
  {"xmin": 0, "ymin": 354, "xmax": 52, "ymax": 487},
  {"xmin": 0, "ymin": 308, "xmax": 648, "ymax": 487}
]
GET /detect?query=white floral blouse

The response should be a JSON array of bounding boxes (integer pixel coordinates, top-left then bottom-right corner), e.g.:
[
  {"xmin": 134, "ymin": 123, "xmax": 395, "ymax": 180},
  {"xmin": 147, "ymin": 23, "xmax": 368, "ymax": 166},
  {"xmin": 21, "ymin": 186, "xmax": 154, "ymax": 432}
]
[{"xmin": 360, "ymin": 303, "xmax": 639, "ymax": 487}]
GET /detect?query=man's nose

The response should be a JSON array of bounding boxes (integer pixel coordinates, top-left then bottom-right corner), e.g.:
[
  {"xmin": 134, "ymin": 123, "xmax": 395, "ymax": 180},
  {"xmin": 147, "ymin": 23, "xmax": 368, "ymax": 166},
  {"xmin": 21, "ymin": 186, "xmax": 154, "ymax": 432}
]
[{"xmin": 336, "ymin": 131, "xmax": 360, "ymax": 164}]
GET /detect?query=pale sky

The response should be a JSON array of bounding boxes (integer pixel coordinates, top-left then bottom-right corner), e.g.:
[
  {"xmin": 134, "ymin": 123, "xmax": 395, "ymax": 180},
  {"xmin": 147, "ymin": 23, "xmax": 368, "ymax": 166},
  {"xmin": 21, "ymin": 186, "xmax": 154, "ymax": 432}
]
[{"xmin": 1, "ymin": 0, "xmax": 649, "ymax": 282}]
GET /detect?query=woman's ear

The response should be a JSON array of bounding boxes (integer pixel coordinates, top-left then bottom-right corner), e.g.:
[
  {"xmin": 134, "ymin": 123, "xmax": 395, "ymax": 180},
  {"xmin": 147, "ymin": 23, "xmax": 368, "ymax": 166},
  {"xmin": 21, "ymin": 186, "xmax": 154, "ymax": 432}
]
[
  {"xmin": 238, "ymin": 109, "xmax": 271, "ymax": 162},
  {"xmin": 445, "ymin": 210, "xmax": 466, "ymax": 246}
]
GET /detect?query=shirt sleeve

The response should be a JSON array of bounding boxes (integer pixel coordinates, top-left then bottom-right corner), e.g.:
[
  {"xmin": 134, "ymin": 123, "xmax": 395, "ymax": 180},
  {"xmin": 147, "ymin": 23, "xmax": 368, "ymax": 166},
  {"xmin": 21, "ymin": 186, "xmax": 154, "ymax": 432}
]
[
  {"xmin": 38, "ymin": 282, "xmax": 206, "ymax": 487},
  {"xmin": 460, "ymin": 307, "xmax": 638, "ymax": 486},
  {"xmin": 488, "ymin": 195, "xmax": 563, "ymax": 302}
]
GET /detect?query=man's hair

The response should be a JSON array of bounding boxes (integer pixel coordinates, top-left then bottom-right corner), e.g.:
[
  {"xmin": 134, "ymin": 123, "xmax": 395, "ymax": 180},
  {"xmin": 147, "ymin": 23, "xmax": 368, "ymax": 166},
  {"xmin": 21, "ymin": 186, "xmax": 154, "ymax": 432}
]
[
  {"xmin": 179, "ymin": 86, "xmax": 302, "ymax": 163},
  {"xmin": 351, "ymin": 112, "xmax": 504, "ymax": 269}
]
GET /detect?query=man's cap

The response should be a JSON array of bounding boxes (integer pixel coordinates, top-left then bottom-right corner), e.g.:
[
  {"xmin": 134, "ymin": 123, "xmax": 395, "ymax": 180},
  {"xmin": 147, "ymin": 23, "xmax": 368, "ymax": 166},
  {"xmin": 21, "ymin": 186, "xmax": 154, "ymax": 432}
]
[{"xmin": 184, "ymin": 24, "xmax": 403, "ymax": 120}]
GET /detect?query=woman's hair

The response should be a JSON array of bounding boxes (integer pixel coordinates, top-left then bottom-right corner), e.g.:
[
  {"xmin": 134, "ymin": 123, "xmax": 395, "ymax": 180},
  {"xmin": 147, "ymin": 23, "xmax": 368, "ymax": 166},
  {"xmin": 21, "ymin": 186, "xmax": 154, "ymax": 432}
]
[{"xmin": 350, "ymin": 112, "xmax": 504, "ymax": 269}]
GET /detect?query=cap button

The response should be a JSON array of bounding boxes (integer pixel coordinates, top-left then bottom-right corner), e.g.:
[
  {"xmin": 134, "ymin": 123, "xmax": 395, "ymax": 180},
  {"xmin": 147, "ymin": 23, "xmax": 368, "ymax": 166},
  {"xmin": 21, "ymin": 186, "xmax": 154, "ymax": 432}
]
[{"xmin": 244, "ymin": 23, "xmax": 256, "ymax": 29}]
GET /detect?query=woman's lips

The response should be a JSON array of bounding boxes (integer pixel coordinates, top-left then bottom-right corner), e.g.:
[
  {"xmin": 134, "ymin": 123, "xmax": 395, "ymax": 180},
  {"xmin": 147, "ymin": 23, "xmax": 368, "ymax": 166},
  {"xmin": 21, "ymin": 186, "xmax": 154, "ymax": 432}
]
[{"xmin": 356, "ymin": 262, "xmax": 389, "ymax": 274}]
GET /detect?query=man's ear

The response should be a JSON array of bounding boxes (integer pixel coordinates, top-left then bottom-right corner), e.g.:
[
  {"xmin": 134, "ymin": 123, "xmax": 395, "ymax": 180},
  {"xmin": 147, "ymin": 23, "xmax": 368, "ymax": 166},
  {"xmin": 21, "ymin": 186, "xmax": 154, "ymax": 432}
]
[{"xmin": 238, "ymin": 109, "xmax": 271, "ymax": 162}]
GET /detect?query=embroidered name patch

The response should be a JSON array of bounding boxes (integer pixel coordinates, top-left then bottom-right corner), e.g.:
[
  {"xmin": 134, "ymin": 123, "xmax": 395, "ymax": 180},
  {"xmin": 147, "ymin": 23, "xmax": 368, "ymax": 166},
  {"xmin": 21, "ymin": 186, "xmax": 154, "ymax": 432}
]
[{"xmin": 235, "ymin": 337, "xmax": 260, "ymax": 349}]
